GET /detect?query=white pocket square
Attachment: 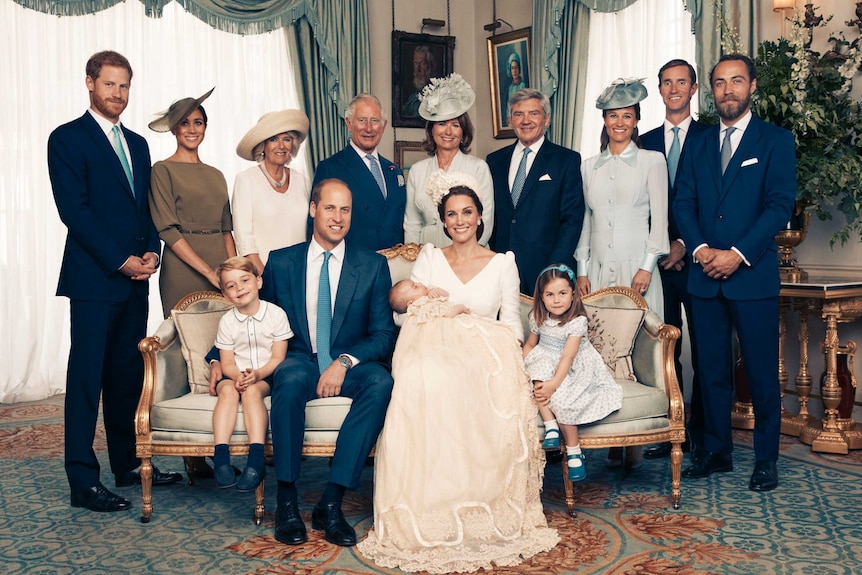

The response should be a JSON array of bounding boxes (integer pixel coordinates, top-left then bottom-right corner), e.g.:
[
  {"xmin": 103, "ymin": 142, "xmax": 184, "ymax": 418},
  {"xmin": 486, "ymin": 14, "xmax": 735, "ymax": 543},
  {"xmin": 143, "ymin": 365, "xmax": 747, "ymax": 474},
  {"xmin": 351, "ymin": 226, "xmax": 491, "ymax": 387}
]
[
  {"xmin": 538, "ymin": 173, "xmax": 552, "ymax": 181},
  {"xmin": 740, "ymin": 158, "xmax": 759, "ymax": 167}
]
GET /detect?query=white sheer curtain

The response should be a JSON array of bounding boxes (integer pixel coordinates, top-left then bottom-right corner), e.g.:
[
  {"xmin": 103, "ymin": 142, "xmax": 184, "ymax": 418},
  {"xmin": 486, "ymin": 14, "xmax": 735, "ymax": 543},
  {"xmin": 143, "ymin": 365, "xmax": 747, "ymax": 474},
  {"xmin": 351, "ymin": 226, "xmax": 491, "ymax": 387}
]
[
  {"xmin": 0, "ymin": 0, "xmax": 304, "ymax": 402},
  {"xmin": 578, "ymin": 0, "xmax": 698, "ymax": 158}
]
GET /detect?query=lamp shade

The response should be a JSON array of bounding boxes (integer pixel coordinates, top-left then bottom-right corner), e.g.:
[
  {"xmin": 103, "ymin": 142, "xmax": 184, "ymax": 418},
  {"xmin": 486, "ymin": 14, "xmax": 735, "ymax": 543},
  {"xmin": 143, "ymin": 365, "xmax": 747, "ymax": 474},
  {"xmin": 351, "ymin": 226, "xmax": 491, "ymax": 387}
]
[{"xmin": 773, "ymin": 0, "xmax": 794, "ymax": 11}]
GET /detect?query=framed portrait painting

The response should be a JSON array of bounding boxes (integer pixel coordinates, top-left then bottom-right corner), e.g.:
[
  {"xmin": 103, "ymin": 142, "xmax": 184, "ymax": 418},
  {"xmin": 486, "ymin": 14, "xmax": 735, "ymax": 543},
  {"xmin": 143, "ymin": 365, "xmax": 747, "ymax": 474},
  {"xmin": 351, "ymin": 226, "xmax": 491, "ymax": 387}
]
[
  {"xmin": 392, "ymin": 31, "xmax": 456, "ymax": 128},
  {"xmin": 394, "ymin": 140, "xmax": 427, "ymax": 178},
  {"xmin": 487, "ymin": 27, "xmax": 531, "ymax": 139}
]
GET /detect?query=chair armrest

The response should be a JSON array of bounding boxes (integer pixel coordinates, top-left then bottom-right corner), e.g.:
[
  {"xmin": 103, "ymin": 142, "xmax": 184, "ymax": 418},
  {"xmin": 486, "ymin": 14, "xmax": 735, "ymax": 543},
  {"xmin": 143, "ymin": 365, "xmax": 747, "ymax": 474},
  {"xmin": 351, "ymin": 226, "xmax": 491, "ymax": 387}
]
[
  {"xmin": 632, "ymin": 311, "xmax": 684, "ymax": 425},
  {"xmin": 135, "ymin": 319, "xmax": 191, "ymax": 436}
]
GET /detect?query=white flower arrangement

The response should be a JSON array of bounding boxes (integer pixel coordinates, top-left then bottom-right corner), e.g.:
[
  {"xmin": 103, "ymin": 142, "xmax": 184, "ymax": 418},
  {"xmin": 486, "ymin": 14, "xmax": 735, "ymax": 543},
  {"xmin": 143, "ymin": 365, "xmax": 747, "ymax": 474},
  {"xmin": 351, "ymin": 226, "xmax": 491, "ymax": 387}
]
[{"xmin": 425, "ymin": 170, "xmax": 482, "ymax": 206}]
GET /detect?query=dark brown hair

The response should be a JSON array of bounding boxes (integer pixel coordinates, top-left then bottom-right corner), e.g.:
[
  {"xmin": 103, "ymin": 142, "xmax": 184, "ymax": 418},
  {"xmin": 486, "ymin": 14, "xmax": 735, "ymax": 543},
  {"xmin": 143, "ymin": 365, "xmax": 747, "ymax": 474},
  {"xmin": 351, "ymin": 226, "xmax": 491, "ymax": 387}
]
[
  {"xmin": 421, "ymin": 113, "xmax": 474, "ymax": 155},
  {"xmin": 86, "ymin": 50, "xmax": 133, "ymax": 81},
  {"xmin": 599, "ymin": 104, "xmax": 642, "ymax": 152},
  {"xmin": 438, "ymin": 186, "xmax": 484, "ymax": 241},
  {"xmin": 531, "ymin": 265, "xmax": 584, "ymax": 326}
]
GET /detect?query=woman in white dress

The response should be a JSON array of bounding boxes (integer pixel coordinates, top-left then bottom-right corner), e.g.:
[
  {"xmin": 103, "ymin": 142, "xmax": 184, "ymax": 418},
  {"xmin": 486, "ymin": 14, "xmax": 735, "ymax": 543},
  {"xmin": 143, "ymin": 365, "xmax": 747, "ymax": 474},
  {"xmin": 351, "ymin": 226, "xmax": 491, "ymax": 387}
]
[
  {"xmin": 359, "ymin": 177, "xmax": 558, "ymax": 573},
  {"xmin": 404, "ymin": 74, "xmax": 494, "ymax": 247},
  {"xmin": 575, "ymin": 78, "xmax": 669, "ymax": 317},
  {"xmin": 232, "ymin": 110, "xmax": 311, "ymax": 274},
  {"xmin": 575, "ymin": 78, "xmax": 669, "ymax": 468}
]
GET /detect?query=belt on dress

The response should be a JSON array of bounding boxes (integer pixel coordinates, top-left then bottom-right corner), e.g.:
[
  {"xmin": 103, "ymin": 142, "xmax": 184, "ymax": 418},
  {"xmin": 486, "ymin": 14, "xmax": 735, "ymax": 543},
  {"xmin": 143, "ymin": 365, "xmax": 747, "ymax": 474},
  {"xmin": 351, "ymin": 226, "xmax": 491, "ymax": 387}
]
[{"xmin": 179, "ymin": 229, "xmax": 222, "ymax": 235}]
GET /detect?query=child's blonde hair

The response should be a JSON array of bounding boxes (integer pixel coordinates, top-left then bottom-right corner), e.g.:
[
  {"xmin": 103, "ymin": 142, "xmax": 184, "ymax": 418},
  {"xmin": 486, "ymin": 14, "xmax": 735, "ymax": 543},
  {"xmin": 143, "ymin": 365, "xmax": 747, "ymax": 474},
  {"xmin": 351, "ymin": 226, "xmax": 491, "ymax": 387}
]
[
  {"xmin": 216, "ymin": 256, "xmax": 259, "ymax": 289},
  {"xmin": 531, "ymin": 264, "xmax": 584, "ymax": 326}
]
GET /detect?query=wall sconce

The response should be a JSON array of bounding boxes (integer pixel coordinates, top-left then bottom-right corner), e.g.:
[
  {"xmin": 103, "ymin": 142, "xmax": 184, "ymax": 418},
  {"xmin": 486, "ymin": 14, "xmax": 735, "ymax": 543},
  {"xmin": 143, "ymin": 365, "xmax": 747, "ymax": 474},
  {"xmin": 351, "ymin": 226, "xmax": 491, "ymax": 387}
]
[{"xmin": 773, "ymin": 0, "xmax": 795, "ymax": 37}]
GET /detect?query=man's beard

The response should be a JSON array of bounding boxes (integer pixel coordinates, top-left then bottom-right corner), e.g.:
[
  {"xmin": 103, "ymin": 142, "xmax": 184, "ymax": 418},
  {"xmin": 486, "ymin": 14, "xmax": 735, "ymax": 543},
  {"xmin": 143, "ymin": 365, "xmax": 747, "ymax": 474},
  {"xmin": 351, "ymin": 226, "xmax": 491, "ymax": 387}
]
[{"xmin": 717, "ymin": 93, "xmax": 751, "ymax": 122}]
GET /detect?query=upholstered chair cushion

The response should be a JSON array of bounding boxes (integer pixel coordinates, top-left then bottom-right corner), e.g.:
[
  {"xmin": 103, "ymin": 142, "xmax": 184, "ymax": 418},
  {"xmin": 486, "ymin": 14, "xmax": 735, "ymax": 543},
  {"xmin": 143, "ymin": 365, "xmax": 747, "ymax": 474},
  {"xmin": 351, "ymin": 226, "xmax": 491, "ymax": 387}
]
[
  {"xmin": 583, "ymin": 304, "xmax": 645, "ymax": 380},
  {"xmin": 173, "ymin": 306, "xmax": 231, "ymax": 394}
]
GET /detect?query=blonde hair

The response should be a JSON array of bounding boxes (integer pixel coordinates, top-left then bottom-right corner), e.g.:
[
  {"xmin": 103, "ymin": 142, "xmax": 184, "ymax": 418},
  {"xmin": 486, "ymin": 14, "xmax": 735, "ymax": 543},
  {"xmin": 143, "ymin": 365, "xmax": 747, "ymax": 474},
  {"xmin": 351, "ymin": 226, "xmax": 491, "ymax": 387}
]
[{"xmin": 216, "ymin": 256, "xmax": 259, "ymax": 289}]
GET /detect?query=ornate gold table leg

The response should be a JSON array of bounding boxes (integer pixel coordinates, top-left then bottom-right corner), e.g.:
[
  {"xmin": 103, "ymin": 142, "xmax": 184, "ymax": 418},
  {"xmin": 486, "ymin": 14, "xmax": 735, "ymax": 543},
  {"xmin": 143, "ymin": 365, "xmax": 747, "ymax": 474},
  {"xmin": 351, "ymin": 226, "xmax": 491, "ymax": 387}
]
[
  {"xmin": 783, "ymin": 301, "xmax": 814, "ymax": 435},
  {"xmin": 731, "ymin": 334, "xmax": 755, "ymax": 430}
]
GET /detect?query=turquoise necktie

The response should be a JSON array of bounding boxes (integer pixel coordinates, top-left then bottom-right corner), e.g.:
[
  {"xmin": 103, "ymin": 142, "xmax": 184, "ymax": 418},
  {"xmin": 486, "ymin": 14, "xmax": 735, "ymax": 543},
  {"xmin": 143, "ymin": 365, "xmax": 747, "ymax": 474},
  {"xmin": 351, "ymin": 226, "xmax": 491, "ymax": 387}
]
[
  {"xmin": 112, "ymin": 125, "xmax": 134, "ymax": 195},
  {"xmin": 316, "ymin": 251, "xmax": 333, "ymax": 374},
  {"xmin": 366, "ymin": 154, "xmax": 387, "ymax": 199},
  {"xmin": 511, "ymin": 147, "xmax": 532, "ymax": 207},
  {"xmin": 667, "ymin": 126, "xmax": 681, "ymax": 187}
]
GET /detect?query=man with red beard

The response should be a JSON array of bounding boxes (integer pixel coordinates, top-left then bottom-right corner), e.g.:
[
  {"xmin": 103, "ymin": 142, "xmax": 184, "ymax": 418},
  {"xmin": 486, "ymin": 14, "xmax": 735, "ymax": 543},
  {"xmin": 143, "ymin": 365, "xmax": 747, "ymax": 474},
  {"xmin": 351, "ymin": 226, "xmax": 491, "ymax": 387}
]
[
  {"xmin": 48, "ymin": 51, "xmax": 181, "ymax": 513},
  {"xmin": 673, "ymin": 54, "xmax": 796, "ymax": 492}
]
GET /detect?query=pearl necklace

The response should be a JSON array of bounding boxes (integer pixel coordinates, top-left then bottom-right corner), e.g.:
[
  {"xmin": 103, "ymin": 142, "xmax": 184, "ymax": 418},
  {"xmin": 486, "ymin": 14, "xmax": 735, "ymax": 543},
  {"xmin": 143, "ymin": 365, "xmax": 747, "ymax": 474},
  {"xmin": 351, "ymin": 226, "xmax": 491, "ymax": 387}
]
[{"xmin": 260, "ymin": 164, "xmax": 288, "ymax": 189}]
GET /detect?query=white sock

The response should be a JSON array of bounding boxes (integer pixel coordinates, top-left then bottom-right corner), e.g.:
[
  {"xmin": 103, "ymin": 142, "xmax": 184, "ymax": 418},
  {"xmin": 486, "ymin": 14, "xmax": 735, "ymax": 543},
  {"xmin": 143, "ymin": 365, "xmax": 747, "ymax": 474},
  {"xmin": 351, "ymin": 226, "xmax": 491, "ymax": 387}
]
[
  {"xmin": 543, "ymin": 420, "xmax": 559, "ymax": 432},
  {"xmin": 567, "ymin": 445, "xmax": 583, "ymax": 467}
]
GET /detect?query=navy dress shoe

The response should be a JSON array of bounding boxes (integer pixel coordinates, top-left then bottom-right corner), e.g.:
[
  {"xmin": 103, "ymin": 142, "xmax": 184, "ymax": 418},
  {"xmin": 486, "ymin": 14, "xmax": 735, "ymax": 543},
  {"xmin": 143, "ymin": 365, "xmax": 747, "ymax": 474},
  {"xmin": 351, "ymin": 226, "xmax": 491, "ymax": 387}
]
[
  {"xmin": 311, "ymin": 501, "xmax": 357, "ymax": 546},
  {"xmin": 682, "ymin": 452, "xmax": 733, "ymax": 478},
  {"xmin": 235, "ymin": 465, "xmax": 265, "ymax": 492},
  {"xmin": 71, "ymin": 484, "xmax": 132, "ymax": 512},
  {"xmin": 274, "ymin": 500, "xmax": 307, "ymax": 545},
  {"xmin": 749, "ymin": 460, "xmax": 778, "ymax": 492},
  {"xmin": 215, "ymin": 464, "xmax": 237, "ymax": 489},
  {"xmin": 115, "ymin": 466, "xmax": 183, "ymax": 488}
]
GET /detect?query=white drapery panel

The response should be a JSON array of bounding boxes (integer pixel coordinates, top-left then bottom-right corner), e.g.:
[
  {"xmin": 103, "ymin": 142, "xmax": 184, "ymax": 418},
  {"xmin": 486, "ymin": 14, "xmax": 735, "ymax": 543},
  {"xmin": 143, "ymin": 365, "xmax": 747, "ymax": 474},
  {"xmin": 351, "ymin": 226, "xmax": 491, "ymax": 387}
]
[
  {"xmin": 579, "ymin": 0, "xmax": 698, "ymax": 159},
  {"xmin": 0, "ymin": 0, "xmax": 304, "ymax": 402}
]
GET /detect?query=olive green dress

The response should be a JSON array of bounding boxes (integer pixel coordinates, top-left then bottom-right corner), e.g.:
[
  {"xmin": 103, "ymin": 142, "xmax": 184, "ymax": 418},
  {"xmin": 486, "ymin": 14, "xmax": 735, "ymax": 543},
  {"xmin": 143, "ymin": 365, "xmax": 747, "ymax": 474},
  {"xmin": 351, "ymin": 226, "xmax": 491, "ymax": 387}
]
[{"xmin": 149, "ymin": 161, "xmax": 233, "ymax": 317}]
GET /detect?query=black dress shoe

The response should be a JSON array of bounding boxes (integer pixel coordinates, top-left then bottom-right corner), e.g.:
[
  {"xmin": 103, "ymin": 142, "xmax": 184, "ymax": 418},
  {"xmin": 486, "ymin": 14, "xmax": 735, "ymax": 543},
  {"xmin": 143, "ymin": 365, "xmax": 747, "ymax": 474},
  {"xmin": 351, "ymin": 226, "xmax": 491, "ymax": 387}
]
[
  {"xmin": 235, "ymin": 465, "xmax": 265, "ymax": 492},
  {"xmin": 115, "ymin": 466, "xmax": 183, "ymax": 488},
  {"xmin": 311, "ymin": 501, "xmax": 357, "ymax": 546},
  {"xmin": 682, "ymin": 452, "xmax": 733, "ymax": 478},
  {"xmin": 749, "ymin": 460, "xmax": 778, "ymax": 492},
  {"xmin": 70, "ymin": 484, "xmax": 132, "ymax": 512},
  {"xmin": 644, "ymin": 442, "xmax": 671, "ymax": 459},
  {"xmin": 274, "ymin": 501, "xmax": 308, "ymax": 545}
]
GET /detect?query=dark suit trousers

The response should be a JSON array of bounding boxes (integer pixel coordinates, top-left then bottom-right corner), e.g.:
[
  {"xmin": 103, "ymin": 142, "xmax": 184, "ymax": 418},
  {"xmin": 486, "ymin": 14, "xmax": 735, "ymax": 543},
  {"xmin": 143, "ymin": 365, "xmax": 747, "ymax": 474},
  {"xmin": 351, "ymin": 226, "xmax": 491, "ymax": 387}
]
[
  {"xmin": 691, "ymin": 293, "xmax": 780, "ymax": 463},
  {"xmin": 65, "ymin": 294, "xmax": 147, "ymax": 491},
  {"xmin": 271, "ymin": 355, "xmax": 393, "ymax": 490},
  {"xmin": 659, "ymin": 265, "xmax": 703, "ymax": 440}
]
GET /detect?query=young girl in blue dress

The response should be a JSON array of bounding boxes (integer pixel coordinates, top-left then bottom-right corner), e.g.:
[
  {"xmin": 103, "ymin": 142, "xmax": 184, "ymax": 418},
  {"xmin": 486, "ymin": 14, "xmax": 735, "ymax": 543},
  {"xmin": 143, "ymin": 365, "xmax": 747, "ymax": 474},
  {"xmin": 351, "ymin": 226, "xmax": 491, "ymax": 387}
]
[{"xmin": 523, "ymin": 264, "xmax": 623, "ymax": 481}]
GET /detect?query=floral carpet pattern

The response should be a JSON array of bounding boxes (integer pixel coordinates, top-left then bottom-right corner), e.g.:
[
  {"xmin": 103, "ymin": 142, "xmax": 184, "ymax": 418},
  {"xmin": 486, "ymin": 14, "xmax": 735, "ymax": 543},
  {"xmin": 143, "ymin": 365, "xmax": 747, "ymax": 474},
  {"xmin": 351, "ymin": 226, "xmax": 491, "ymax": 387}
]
[{"xmin": 1, "ymin": 395, "xmax": 861, "ymax": 575}]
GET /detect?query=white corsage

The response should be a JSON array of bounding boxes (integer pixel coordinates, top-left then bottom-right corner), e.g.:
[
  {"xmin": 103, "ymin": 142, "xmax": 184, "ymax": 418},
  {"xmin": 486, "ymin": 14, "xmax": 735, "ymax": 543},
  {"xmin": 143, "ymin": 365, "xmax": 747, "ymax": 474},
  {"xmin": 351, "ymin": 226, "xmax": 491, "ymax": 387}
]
[{"xmin": 425, "ymin": 170, "xmax": 482, "ymax": 205}]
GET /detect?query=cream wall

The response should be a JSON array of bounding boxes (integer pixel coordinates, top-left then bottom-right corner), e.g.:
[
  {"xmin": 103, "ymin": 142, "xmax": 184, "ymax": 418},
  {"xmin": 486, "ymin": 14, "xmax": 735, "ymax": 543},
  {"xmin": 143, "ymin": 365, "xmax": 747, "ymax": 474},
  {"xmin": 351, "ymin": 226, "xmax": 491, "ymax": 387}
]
[{"xmin": 366, "ymin": 0, "xmax": 861, "ymax": 422}]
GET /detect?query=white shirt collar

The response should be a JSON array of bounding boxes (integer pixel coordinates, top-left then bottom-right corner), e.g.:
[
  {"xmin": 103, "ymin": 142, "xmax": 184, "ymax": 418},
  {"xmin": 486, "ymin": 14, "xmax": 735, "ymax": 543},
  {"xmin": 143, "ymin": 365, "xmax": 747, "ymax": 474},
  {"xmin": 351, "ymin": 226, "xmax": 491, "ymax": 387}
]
[
  {"xmin": 88, "ymin": 108, "xmax": 122, "ymax": 136},
  {"xmin": 514, "ymin": 135, "xmax": 545, "ymax": 156},
  {"xmin": 231, "ymin": 300, "xmax": 268, "ymax": 323},
  {"xmin": 350, "ymin": 140, "xmax": 378, "ymax": 161},
  {"xmin": 309, "ymin": 236, "xmax": 346, "ymax": 262},
  {"xmin": 720, "ymin": 110, "xmax": 753, "ymax": 135},
  {"xmin": 664, "ymin": 115, "xmax": 693, "ymax": 135}
]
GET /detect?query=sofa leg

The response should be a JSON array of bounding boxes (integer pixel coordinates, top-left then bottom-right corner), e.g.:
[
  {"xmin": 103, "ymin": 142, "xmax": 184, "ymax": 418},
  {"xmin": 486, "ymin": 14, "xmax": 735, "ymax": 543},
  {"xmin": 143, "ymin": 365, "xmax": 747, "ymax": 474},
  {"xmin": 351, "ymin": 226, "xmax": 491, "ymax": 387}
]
[
  {"xmin": 558, "ymin": 448, "xmax": 577, "ymax": 517},
  {"xmin": 670, "ymin": 442, "xmax": 683, "ymax": 509},
  {"xmin": 140, "ymin": 457, "xmax": 153, "ymax": 523},
  {"xmin": 253, "ymin": 479, "xmax": 266, "ymax": 525}
]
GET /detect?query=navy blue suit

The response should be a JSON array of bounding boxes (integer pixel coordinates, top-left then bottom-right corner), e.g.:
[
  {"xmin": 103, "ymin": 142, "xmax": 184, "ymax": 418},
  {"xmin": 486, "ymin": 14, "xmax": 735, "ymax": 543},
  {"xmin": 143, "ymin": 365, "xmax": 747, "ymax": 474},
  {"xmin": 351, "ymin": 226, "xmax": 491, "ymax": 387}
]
[
  {"xmin": 641, "ymin": 120, "xmax": 710, "ymax": 444},
  {"xmin": 48, "ymin": 111, "xmax": 157, "ymax": 491},
  {"xmin": 673, "ymin": 115, "xmax": 796, "ymax": 463},
  {"xmin": 312, "ymin": 147, "xmax": 406, "ymax": 251},
  {"xmin": 487, "ymin": 140, "xmax": 585, "ymax": 294},
  {"xmin": 261, "ymin": 241, "xmax": 396, "ymax": 489}
]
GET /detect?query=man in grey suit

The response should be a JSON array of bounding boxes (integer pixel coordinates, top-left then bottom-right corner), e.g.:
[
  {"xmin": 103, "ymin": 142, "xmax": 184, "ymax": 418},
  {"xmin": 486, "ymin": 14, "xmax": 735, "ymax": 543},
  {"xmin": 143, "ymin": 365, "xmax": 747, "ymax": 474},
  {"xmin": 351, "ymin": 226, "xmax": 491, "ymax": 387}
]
[
  {"xmin": 674, "ymin": 54, "xmax": 796, "ymax": 492},
  {"xmin": 487, "ymin": 88, "xmax": 584, "ymax": 294},
  {"xmin": 262, "ymin": 179, "xmax": 396, "ymax": 547},
  {"xmin": 640, "ymin": 59, "xmax": 709, "ymax": 461},
  {"xmin": 48, "ymin": 51, "xmax": 181, "ymax": 513}
]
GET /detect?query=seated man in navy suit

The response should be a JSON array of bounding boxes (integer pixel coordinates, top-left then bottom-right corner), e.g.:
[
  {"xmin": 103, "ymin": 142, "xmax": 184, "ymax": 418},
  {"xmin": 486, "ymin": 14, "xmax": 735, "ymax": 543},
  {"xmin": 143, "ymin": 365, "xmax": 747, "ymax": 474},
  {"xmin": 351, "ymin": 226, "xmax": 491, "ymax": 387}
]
[
  {"xmin": 262, "ymin": 179, "xmax": 396, "ymax": 546},
  {"xmin": 487, "ymin": 88, "xmax": 584, "ymax": 294},
  {"xmin": 674, "ymin": 54, "xmax": 796, "ymax": 492},
  {"xmin": 312, "ymin": 94, "xmax": 406, "ymax": 251}
]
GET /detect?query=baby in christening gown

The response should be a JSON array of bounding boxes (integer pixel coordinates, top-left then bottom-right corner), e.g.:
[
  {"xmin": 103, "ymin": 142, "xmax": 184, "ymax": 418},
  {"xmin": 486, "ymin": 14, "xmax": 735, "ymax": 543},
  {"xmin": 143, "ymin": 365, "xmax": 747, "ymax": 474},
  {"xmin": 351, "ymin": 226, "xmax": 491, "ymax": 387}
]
[{"xmin": 388, "ymin": 279, "xmax": 468, "ymax": 317}]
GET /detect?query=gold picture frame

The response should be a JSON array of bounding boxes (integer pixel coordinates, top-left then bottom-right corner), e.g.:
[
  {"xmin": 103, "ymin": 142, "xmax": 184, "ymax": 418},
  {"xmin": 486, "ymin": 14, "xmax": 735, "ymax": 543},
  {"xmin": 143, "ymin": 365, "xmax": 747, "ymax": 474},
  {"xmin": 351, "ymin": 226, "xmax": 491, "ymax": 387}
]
[{"xmin": 487, "ymin": 27, "xmax": 532, "ymax": 139}]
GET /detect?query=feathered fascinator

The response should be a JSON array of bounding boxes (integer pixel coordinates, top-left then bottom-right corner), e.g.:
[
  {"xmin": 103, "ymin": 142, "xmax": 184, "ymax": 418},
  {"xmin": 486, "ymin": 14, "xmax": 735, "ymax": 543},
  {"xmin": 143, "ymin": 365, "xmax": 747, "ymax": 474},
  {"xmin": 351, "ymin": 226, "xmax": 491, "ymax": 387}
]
[
  {"xmin": 595, "ymin": 77, "xmax": 648, "ymax": 110},
  {"xmin": 425, "ymin": 170, "xmax": 482, "ymax": 205},
  {"xmin": 418, "ymin": 74, "xmax": 476, "ymax": 122}
]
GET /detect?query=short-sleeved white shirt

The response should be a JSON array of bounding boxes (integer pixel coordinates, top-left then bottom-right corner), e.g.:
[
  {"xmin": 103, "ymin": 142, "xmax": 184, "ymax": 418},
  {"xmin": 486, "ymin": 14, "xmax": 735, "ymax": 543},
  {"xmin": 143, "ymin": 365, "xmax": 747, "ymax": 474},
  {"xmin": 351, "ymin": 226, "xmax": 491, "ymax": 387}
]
[{"xmin": 215, "ymin": 300, "xmax": 293, "ymax": 371}]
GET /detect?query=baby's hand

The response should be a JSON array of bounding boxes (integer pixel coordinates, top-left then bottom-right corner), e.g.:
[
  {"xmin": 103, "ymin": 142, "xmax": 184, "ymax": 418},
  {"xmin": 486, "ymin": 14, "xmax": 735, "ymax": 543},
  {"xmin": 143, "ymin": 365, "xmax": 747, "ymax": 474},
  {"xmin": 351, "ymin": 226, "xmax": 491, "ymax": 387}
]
[
  {"xmin": 444, "ymin": 304, "xmax": 470, "ymax": 318},
  {"xmin": 427, "ymin": 287, "xmax": 448, "ymax": 299}
]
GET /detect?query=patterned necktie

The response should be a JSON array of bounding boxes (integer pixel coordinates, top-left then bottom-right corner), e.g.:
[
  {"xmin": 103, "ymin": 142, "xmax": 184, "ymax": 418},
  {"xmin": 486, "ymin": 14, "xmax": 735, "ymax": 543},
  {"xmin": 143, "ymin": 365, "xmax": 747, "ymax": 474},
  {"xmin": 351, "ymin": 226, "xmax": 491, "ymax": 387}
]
[
  {"xmin": 667, "ymin": 126, "xmax": 681, "ymax": 187},
  {"xmin": 316, "ymin": 251, "xmax": 333, "ymax": 374},
  {"xmin": 366, "ymin": 154, "xmax": 387, "ymax": 199},
  {"xmin": 510, "ymin": 147, "xmax": 532, "ymax": 208},
  {"xmin": 112, "ymin": 125, "xmax": 134, "ymax": 194},
  {"xmin": 720, "ymin": 126, "xmax": 736, "ymax": 175}
]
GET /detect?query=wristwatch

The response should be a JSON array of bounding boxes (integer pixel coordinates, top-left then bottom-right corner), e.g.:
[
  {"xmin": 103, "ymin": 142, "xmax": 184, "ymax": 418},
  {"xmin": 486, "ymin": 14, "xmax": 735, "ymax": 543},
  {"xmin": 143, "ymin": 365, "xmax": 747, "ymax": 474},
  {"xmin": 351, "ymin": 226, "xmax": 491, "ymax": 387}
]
[{"xmin": 337, "ymin": 354, "xmax": 353, "ymax": 370}]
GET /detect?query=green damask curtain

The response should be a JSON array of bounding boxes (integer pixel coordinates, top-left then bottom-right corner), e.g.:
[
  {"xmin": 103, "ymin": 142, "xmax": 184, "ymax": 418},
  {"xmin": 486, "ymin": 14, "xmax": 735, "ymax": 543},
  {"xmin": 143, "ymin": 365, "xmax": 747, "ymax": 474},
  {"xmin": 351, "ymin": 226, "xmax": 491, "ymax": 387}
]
[{"xmin": 11, "ymin": 0, "xmax": 369, "ymax": 162}]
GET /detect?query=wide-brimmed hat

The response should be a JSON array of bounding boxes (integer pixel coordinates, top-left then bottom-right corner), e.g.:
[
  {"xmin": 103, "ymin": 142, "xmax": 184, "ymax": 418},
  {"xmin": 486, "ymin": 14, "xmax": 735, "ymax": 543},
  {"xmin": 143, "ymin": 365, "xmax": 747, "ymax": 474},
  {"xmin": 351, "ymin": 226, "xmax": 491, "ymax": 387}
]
[
  {"xmin": 418, "ymin": 73, "xmax": 476, "ymax": 122},
  {"xmin": 595, "ymin": 78, "xmax": 648, "ymax": 110},
  {"xmin": 148, "ymin": 87, "xmax": 215, "ymax": 133},
  {"xmin": 236, "ymin": 109, "xmax": 310, "ymax": 161}
]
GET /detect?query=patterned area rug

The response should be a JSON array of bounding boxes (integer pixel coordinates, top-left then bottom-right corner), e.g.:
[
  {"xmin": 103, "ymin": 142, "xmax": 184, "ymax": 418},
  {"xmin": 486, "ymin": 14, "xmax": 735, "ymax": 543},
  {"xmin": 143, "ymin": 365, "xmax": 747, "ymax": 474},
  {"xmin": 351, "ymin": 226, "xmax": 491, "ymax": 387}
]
[{"xmin": 2, "ymin": 395, "xmax": 861, "ymax": 575}]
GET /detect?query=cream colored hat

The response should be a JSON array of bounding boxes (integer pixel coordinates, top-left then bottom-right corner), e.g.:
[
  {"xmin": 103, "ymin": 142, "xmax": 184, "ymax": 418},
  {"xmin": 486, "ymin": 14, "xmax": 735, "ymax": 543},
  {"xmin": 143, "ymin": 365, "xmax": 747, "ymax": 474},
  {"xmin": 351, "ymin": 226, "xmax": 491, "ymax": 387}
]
[
  {"xmin": 418, "ymin": 73, "xmax": 476, "ymax": 122},
  {"xmin": 595, "ymin": 78, "xmax": 648, "ymax": 110},
  {"xmin": 236, "ymin": 109, "xmax": 310, "ymax": 161},
  {"xmin": 148, "ymin": 87, "xmax": 215, "ymax": 133}
]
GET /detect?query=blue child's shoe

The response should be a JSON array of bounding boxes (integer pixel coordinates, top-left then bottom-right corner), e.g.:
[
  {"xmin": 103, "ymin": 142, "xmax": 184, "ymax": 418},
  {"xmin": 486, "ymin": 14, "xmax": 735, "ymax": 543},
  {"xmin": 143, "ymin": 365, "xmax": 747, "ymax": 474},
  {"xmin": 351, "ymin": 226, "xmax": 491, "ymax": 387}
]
[
  {"xmin": 567, "ymin": 453, "xmax": 586, "ymax": 482},
  {"xmin": 215, "ymin": 464, "xmax": 237, "ymax": 489},
  {"xmin": 542, "ymin": 428, "xmax": 561, "ymax": 450}
]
